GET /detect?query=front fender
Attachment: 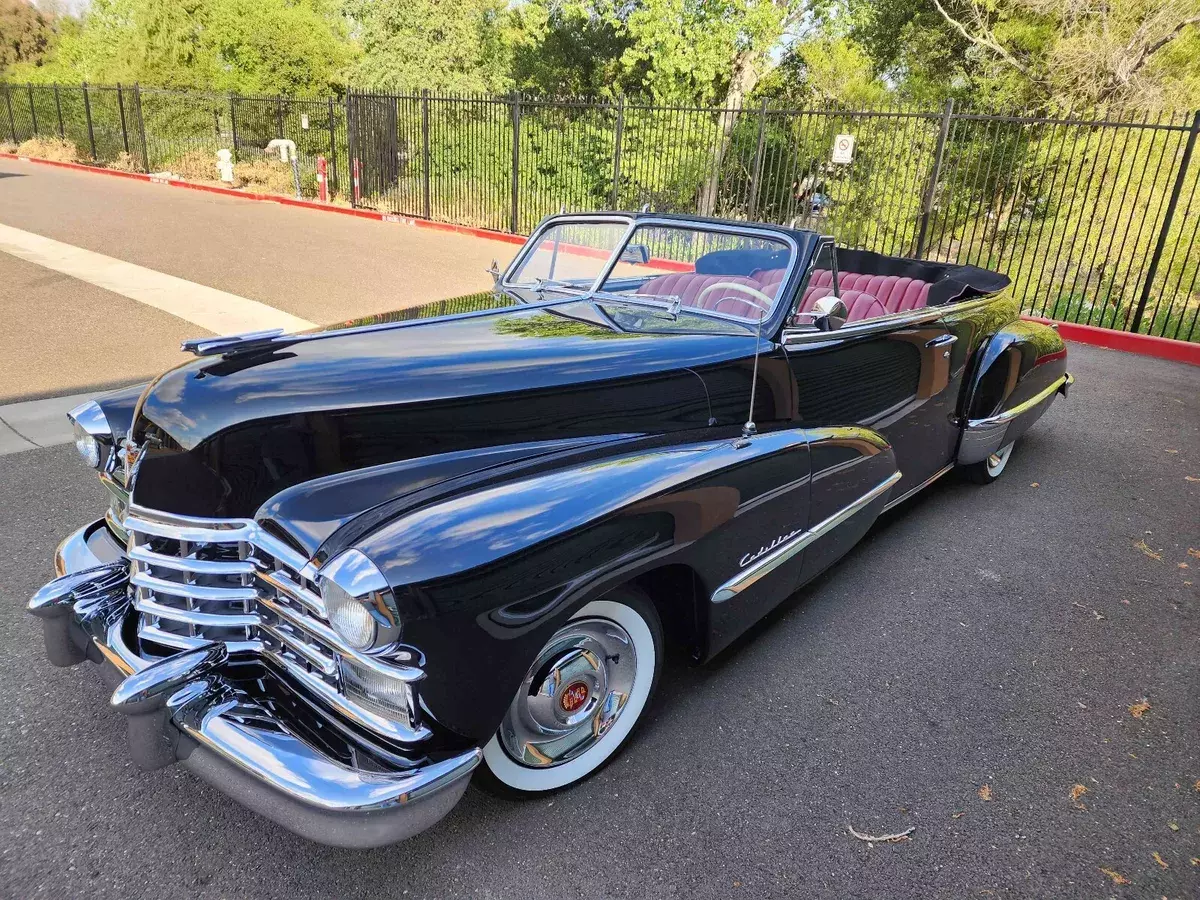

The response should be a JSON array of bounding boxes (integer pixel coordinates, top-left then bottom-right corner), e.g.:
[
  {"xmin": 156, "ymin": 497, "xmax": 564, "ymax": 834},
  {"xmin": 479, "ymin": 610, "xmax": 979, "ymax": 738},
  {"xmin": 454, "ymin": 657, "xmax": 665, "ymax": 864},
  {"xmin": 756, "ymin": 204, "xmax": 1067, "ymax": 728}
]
[
  {"xmin": 958, "ymin": 320, "xmax": 1070, "ymax": 464},
  {"xmin": 354, "ymin": 428, "xmax": 812, "ymax": 743}
]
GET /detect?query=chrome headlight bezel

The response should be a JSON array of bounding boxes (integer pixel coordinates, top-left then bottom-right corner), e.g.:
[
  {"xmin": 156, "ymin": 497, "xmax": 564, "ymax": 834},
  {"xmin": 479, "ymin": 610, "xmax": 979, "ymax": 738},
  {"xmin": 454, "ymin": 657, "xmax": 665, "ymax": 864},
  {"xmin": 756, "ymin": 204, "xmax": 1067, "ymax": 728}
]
[
  {"xmin": 318, "ymin": 549, "xmax": 402, "ymax": 653},
  {"xmin": 67, "ymin": 400, "xmax": 112, "ymax": 470}
]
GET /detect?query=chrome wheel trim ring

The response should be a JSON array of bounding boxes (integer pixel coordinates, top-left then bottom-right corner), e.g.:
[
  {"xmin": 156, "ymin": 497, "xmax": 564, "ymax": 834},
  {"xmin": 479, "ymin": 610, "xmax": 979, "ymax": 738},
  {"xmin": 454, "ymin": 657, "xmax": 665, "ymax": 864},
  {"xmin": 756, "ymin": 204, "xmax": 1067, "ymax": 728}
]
[
  {"xmin": 483, "ymin": 599, "xmax": 655, "ymax": 792},
  {"xmin": 987, "ymin": 442, "xmax": 1014, "ymax": 476}
]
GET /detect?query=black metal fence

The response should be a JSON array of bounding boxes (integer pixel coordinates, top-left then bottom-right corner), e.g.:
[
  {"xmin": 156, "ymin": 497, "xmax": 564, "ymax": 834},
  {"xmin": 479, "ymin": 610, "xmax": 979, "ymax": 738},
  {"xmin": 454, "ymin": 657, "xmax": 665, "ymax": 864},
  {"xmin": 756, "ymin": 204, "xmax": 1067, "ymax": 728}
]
[{"xmin": 3, "ymin": 81, "xmax": 1198, "ymax": 342}]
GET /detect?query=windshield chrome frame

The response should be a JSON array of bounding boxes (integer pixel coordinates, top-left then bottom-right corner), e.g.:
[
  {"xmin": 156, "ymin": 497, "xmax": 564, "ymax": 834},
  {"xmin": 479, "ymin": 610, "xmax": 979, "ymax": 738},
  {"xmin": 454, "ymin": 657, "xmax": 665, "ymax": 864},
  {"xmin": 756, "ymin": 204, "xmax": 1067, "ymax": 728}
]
[{"xmin": 502, "ymin": 214, "xmax": 801, "ymax": 329}]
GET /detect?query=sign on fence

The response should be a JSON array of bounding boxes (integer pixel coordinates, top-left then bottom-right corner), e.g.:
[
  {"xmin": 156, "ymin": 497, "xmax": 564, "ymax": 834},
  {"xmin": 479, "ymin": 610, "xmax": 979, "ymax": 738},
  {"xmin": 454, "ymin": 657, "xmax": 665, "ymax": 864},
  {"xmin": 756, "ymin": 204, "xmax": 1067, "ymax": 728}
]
[{"xmin": 831, "ymin": 134, "xmax": 855, "ymax": 164}]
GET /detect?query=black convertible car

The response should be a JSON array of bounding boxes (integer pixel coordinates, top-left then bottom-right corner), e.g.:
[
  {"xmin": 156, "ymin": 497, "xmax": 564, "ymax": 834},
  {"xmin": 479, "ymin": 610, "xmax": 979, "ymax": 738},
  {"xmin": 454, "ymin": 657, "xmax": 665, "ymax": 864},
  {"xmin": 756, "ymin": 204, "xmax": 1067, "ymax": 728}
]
[{"xmin": 29, "ymin": 212, "xmax": 1071, "ymax": 846}]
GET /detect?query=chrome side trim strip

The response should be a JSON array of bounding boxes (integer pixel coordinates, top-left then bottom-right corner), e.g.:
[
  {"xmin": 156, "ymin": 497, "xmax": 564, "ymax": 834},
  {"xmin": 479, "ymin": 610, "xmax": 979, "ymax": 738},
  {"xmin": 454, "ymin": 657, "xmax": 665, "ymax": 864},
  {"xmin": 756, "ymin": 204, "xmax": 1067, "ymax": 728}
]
[
  {"xmin": 967, "ymin": 372, "xmax": 1073, "ymax": 428},
  {"xmin": 782, "ymin": 296, "xmax": 995, "ymax": 345},
  {"xmin": 711, "ymin": 470, "xmax": 902, "ymax": 604},
  {"xmin": 883, "ymin": 462, "xmax": 955, "ymax": 512}
]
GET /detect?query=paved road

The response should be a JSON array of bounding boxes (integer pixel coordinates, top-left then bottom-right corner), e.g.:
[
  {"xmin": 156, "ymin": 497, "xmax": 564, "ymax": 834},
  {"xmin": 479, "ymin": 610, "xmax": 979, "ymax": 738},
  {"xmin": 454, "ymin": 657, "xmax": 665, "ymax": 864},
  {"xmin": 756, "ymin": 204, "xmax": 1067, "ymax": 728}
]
[
  {"xmin": 1, "ymin": 163, "xmax": 1198, "ymax": 898},
  {"xmin": 0, "ymin": 158, "xmax": 508, "ymax": 403}
]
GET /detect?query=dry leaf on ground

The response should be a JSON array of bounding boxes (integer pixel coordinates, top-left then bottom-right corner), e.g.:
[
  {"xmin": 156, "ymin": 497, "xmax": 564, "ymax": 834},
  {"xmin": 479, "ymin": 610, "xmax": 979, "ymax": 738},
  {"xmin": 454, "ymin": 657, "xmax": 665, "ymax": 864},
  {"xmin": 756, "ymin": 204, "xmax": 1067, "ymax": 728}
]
[
  {"xmin": 1152, "ymin": 851, "xmax": 1169, "ymax": 869},
  {"xmin": 1030, "ymin": 482, "xmax": 1040, "ymax": 488},
  {"xmin": 1099, "ymin": 867, "xmax": 1131, "ymax": 885},
  {"xmin": 978, "ymin": 785, "xmax": 993, "ymax": 801},
  {"xmin": 1168, "ymin": 822, "xmax": 1180, "ymax": 831},
  {"xmin": 847, "ymin": 824, "xmax": 915, "ymax": 843},
  {"xmin": 1185, "ymin": 475, "xmax": 1200, "ymax": 483},
  {"xmin": 1189, "ymin": 548, "xmax": 1200, "ymax": 559},
  {"xmin": 1069, "ymin": 784, "xmax": 1088, "ymax": 809},
  {"xmin": 1129, "ymin": 699, "xmax": 1151, "ymax": 719},
  {"xmin": 1134, "ymin": 540, "xmax": 1163, "ymax": 561},
  {"xmin": 1194, "ymin": 779, "xmax": 1200, "ymax": 792}
]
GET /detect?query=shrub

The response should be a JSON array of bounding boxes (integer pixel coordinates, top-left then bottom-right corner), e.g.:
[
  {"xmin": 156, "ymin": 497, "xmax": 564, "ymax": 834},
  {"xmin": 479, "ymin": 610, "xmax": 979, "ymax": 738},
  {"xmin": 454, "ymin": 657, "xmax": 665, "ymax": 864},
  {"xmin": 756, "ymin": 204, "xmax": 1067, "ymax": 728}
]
[{"xmin": 16, "ymin": 137, "xmax": 80, "ymax": 162}]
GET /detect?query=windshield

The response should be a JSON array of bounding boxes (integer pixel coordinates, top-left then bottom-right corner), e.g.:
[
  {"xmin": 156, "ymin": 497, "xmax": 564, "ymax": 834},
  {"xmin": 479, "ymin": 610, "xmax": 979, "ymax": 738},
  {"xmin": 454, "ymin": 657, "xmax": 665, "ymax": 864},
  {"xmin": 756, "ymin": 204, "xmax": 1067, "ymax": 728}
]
[{"xmin": 506, "ymin": 219, "xmax": 795, "ymax": 324}]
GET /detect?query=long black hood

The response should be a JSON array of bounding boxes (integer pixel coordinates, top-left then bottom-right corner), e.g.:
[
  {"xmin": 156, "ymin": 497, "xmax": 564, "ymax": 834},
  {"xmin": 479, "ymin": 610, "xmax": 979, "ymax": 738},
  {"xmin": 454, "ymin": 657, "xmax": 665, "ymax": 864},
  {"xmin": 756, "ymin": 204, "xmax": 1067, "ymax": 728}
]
[{"xmin": 129, "ymin": 299, "xmax": 775, "ymax": 522}]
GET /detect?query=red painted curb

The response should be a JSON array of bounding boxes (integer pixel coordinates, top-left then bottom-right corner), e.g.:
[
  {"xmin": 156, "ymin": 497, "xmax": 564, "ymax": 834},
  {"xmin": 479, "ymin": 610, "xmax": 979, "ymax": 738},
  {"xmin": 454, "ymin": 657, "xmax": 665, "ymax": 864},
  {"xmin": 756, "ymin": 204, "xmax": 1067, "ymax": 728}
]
[
  {"xmin": 1023, "ymin": 316, "xmax": 1199, "ymax": 366},
  {"xmin": 0, "ymin": 152, "xmax": 528, "ymax": 248}
]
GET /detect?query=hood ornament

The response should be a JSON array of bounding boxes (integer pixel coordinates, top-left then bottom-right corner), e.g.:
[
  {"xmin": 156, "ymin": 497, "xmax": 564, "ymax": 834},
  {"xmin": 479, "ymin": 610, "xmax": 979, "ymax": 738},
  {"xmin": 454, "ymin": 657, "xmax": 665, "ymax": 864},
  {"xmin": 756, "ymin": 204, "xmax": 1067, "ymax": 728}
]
[{"xmin": 181, "ymin": 328, "xmax": 286, "ymax": 357}]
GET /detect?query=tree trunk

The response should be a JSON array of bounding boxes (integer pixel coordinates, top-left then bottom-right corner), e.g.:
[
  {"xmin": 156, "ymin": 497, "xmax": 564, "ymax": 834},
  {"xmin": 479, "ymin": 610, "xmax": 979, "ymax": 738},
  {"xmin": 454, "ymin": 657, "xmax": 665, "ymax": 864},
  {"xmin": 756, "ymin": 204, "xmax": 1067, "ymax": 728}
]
[{"xmin": 697, "ymin": 51, "xmax": 758, "ymax": 217}]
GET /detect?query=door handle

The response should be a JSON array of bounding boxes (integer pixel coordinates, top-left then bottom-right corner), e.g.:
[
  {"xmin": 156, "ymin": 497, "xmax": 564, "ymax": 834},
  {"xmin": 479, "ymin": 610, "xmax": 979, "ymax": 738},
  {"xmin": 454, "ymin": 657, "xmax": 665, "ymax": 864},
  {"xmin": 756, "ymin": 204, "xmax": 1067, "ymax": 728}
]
[{"xmin": 925, "ymin": 334, "xmax": 958, "ymax": 348}]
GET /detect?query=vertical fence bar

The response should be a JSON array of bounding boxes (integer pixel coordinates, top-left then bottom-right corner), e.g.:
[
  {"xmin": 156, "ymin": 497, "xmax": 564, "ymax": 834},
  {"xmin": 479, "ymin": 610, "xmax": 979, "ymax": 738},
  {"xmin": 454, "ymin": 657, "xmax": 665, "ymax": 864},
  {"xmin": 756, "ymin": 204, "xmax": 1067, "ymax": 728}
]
[
  {"xmin": 133, "ymin": 84, "xmax": 149, "ymax": 172},
  {"xmin": 345, "ymin": 90, "xmax": 356, "ymax": 208},
  {"xmin": 228, "ymin": 94, "xmax": 239, "ymax": 160},
  {"xmin": 326, "ymin": 96, "xmax": 338, "ymax": 195},
  {"xmin": 747, "ymin": 98, "xmax": 770, "ymax": 218},
  {"xmin": 3, "ymin": 82, "xmax": 17, "ymax": 143},
  {"xmin": 1129, "ymin": 109, "xmax": 1200, "ymax": 333},
  {"xmin": 510, "ymin": 94, "xmax": 521, "ymax": 233},
  {"xmin": 27, "ymin": 83, "xmax": 38, "ymax": 136},
  {"xmin": 915, "ymin": 99, "xmax": 954, "ymax": 258},
  {"xmin": 610, "ymin": 96, "xmax": 625, "ymax": 209},
  {"xmin": 275, "ymin": 96, "xmax": 285, "ymax": 139},
  {"xmin": 82, "ymin": 82, "xmax": 97, "ymax": 160},
  {"xmin": 421, "ymin": 89, "xmax": 432, "ymax": 219},
  {"xmin": 53, "ymin": 84, "xmax": 64, "ymax": 138},
  {"xmin": 116, "ymin": 83, "xmax": 130, "ymax": 155}
]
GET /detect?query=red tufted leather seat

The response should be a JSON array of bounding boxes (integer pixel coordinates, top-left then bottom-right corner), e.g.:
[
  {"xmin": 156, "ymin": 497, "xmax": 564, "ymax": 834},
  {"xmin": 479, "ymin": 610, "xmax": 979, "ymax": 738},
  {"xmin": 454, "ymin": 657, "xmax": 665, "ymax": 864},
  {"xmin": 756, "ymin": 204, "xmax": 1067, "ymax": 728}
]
[
  {"xmin": 802, "ymin": 270, "xmax": 931, "ymax": 314},
  {"xmin": 640, "ymin": 272, "xmax": 777, "ymax": 318}
]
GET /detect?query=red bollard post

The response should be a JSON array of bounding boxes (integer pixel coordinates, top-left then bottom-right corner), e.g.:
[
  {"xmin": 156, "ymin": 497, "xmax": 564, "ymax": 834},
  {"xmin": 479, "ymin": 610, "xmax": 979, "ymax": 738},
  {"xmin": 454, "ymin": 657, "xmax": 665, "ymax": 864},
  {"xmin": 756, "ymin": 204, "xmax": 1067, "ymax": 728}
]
[
  {"xmin": 352, "ymin": 158, "xmax": 361, "ymax": 206},
  {"xmin": 316, "ymin": 156, "xmax": 328, "ymax": 203}
]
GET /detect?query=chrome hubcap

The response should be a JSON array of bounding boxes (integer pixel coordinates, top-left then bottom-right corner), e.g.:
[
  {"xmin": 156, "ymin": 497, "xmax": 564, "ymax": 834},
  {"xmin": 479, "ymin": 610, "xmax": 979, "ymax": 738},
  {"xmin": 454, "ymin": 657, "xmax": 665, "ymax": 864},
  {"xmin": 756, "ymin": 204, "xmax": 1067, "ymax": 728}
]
[{"xmin": 498, "ymin": 618, "xmax": 636, "ymax": 768}]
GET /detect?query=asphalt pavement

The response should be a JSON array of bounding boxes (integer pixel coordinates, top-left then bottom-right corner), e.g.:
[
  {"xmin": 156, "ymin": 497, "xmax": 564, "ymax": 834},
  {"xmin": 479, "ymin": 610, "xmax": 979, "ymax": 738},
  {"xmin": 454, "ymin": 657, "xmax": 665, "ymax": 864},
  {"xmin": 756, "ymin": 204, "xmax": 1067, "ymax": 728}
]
[{"xmin": 0, "ymin": 161, "xmax": 1197, "ymax": 899}]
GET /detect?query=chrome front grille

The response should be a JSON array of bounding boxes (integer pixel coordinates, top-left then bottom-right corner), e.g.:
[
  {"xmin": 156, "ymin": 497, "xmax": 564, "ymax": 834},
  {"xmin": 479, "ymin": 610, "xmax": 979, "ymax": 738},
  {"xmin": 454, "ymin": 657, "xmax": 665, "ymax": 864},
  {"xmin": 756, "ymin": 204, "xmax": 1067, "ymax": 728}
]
[{"xmin": 122, "ymin": 504, "xmax": 428, "ymax": 743}]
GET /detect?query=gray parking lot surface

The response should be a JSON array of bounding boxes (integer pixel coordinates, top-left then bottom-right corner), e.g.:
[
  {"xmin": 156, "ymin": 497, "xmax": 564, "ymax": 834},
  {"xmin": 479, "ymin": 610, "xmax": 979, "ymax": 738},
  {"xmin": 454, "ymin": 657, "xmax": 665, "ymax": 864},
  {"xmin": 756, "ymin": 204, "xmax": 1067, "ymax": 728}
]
[{"xmin": 1, "ymin": 342, "xmax": 1196, "ymax": 899}]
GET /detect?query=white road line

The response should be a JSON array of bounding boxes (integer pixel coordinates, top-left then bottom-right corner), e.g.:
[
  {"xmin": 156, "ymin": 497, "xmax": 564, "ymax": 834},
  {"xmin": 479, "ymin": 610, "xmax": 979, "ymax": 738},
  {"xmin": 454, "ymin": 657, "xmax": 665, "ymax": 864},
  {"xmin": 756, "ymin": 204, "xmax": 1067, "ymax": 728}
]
[{"xmin": 0, "ymin": 222, "xmax": 314, "ymax": 335}]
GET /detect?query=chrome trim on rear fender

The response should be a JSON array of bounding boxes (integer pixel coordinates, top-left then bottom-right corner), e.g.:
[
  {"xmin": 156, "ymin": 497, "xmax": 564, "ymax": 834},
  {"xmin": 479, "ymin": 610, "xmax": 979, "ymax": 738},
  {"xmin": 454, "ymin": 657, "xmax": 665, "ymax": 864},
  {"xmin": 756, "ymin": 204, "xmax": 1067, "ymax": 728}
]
[
  {"xmin": 958, "ymin": 372, "xmax": 1072, "ymax": 465},
  {"xmin": 711, "ymin": 470, "xmax": 902, "ymax": 604}
]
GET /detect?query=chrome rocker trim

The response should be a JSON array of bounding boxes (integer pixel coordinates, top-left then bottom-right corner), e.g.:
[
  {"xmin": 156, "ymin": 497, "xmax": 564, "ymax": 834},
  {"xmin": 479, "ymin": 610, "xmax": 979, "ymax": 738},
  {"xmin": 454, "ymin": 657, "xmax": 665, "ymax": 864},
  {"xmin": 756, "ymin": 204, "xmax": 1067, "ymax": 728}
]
[
  {"xmin": 28, "ymin": 523, "xmax": 481, "ymax": 848},
  {"xmin": 711, "ymin": 470, "xmax": 902, "ymax": 604},
  {"xmin": 958, "ymin": 372, "xmax": 1074, "ymax": 465}
]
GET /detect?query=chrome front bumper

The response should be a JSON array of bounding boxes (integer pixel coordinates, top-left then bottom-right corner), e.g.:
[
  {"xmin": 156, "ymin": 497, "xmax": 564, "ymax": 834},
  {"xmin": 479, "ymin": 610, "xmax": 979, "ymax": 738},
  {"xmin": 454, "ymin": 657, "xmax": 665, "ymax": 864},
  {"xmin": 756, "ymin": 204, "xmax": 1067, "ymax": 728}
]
[
  {"xmin": 28, "ymin": 521, "xmax": 481, "ymax": 848},
  {"xmin": 958, "ymin": 372, "xmax": 1074, "ymax": 465}
]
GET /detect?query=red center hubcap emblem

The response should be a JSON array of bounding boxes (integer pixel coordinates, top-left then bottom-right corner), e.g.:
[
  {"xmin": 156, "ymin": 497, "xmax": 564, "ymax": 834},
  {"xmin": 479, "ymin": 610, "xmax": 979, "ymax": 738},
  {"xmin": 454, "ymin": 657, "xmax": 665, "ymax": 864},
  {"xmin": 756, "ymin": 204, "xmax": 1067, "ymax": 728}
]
[{"xmin": 560, "ymin": 681, "xmax": 589, "ymax": 714}]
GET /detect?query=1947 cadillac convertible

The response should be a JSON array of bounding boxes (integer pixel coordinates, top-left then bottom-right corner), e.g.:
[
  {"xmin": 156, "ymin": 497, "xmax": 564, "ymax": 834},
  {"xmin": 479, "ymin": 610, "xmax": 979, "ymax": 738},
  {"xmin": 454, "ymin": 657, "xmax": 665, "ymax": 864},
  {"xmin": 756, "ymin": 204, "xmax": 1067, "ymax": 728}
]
[{"xmin": 28, "ymin": 212, "xmax": 1072, "ymax": 847}]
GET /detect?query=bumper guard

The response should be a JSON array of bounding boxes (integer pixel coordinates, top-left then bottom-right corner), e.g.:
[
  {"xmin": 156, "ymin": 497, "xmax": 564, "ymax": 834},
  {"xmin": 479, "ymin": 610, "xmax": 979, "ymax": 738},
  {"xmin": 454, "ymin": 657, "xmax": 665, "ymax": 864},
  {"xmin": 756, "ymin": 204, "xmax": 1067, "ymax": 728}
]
[{"xmin": 28, "ymin": 522, "xmax": 481, "ymax": 848}]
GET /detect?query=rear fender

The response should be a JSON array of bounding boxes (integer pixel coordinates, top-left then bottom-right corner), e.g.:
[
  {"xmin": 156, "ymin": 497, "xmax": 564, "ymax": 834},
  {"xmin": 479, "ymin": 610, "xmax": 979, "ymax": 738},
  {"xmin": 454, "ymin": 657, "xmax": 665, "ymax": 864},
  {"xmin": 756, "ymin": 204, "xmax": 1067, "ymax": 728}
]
[
  {"xmin": 354, "ymin": 428, "xmax": 812, "ymax": 742},
  {"xmin": 958, "ymin": 321, "xmax": 1070, "ymax": 464}
]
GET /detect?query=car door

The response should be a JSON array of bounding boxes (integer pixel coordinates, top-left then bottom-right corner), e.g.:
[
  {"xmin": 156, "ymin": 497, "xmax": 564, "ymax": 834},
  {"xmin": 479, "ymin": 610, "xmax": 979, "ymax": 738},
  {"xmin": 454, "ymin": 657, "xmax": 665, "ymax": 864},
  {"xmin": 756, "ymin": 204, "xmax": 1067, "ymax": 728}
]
[{"xmin": 779, "ymin": 243, "xmax": 964, "ymax": 505}]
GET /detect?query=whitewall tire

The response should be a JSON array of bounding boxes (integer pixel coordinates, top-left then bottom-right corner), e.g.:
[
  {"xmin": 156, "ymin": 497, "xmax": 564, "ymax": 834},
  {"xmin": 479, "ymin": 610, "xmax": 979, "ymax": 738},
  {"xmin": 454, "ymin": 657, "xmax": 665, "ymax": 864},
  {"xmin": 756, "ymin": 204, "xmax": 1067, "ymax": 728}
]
[{"xmin": 479, "ymin": 587, "xmax": 663, "ymax": 796}]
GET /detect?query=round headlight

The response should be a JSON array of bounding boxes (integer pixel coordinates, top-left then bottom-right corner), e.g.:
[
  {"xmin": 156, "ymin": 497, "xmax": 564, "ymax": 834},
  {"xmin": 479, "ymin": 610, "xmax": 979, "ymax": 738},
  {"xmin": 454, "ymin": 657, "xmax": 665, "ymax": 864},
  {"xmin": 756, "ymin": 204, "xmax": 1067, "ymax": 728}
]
[
  {"xmin": 67, "ymin": 400, "xmax": 112, "ymax": 470},
  {"xmin": 319, "ymin": 549, "xmax": 401, "ymax": 652},
  {"xmin": 73, "ymin": 421, "xmax": 102, "ymax": 468},
  {"xmin": 325, "ymin": 580, "xmax": 377, "ymax": 650}
]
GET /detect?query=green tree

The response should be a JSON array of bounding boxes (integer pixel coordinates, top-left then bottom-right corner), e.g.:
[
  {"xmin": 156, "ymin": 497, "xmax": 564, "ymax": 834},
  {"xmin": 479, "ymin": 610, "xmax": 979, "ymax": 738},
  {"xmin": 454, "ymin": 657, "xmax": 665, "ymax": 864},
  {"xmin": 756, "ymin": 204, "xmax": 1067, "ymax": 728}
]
[
  {"xmin": 344, "ymin": 0, "xmax": 513, "ymax": 93},
  {"xmin": 0, "ymin": 0, "xmax": 58, "ymax": 71}
]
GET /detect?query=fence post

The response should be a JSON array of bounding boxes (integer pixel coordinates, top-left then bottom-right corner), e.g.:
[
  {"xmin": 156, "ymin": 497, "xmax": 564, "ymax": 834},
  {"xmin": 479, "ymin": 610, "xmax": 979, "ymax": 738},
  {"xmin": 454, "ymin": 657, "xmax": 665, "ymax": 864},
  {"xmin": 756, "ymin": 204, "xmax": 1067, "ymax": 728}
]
[
  {"xmin": 275, "ymin": 96, "xmax": 285, "ymax": 139},
  {"xmin": 747, "ymin": 98, "xmax": 770, "ymax": 217},
  {"xmin": 53, "ymin": 84, "xmax": 64, "ymax": 138},
  {"xmin": 510, "ymin": 93, "xmax": 521, "ymax": 233},
  {"xmin": 116, "ymin": 83, "xmax": 130, "ymax": 155},
  {"xmin": 82, "ymin": 83, "xmax": 97, "ymax": 160},
  {"xmin": 915, "ymin": 98, "xmax": 954, "ymax": 259},
  {"xmin": 1129, "ymin": 109, "xmax": 1200, "ymax": 334},
  {"xmin": 3, "ymin": 83, "xmax": 17, "ymax": 143},
  {"xmin": 345, "ymin": 89, "xmax": 356, "ymax": 208},
  {"xmin": 133, "ymin": 83, "xmax": 149, "ymax": 172},
  {"xmin": 27, "ymin": 83, "xmax": 37, "ymax": 136},
  {"xmin": 610, "ymin": 95, "xmax": 625, "ymax": 209},
  {"xmin": 229, "ymin": 94, "xmax": 238, "ymax": 161},
  {"xmin": 420, "ymin": 89, "xmax": 432, "ymax": 219},
  {"xmin": 326, "ymin": 96, "xmax": 338, "ymax": 195}
]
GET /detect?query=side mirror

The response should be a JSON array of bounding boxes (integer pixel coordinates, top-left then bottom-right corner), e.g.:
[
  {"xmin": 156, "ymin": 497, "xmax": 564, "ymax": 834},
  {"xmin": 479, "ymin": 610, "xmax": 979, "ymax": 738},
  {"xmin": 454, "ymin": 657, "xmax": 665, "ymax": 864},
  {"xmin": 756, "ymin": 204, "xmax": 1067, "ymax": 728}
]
[
  {"xmin": 811, "ymin": 296, "xmax": 848, "ymax": 331},
  {"xmin": 619, "ymin": 244, "xmax": 651, "ymax": 265}
]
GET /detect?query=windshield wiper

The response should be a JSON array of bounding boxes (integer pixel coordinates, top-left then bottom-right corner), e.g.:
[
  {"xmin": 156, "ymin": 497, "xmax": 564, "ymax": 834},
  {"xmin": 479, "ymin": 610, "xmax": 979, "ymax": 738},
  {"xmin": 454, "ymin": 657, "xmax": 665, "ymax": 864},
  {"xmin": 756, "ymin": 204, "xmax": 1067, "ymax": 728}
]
[{"xmin": 533, "ymin": 280, "xmax": 685, "ymax": 320}]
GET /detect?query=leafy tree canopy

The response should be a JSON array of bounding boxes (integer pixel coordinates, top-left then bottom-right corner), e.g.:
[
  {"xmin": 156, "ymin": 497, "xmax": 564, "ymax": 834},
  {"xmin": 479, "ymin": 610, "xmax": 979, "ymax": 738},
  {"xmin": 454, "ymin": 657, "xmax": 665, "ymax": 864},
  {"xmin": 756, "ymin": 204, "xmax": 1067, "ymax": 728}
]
[{"xmin": 0, "ymin": 0, "xmax": 58, "ymax": 70}]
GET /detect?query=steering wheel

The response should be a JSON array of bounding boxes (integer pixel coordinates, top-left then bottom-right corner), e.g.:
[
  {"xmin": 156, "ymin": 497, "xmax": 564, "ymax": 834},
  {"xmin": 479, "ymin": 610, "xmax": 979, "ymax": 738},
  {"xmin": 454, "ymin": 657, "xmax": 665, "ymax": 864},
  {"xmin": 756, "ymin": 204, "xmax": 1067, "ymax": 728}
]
[{"xmin": 695, "ymin": 282, "xmax": 774, "ymax": 313}]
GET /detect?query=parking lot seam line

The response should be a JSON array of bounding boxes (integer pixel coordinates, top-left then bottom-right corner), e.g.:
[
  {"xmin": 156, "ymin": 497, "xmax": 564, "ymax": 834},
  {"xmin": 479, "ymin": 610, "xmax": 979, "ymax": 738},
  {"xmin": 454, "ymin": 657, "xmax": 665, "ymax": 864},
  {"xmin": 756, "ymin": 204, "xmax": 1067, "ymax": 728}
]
[{"xmin": 0, "ymin": 222, "xmax": 315, "ymax": 336}]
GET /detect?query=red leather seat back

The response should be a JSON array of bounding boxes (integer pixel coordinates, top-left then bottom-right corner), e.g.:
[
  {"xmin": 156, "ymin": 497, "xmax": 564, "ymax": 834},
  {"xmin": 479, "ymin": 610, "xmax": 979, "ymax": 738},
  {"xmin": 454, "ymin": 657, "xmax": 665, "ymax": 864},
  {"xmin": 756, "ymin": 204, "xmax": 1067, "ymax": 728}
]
[
  {"xmin": 796, "ymin": 271, "xmax": 932, "ymax": 320},
  {"xmin": 640, "ymin": 272, "xmax": 776, "ymax": 318}
]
